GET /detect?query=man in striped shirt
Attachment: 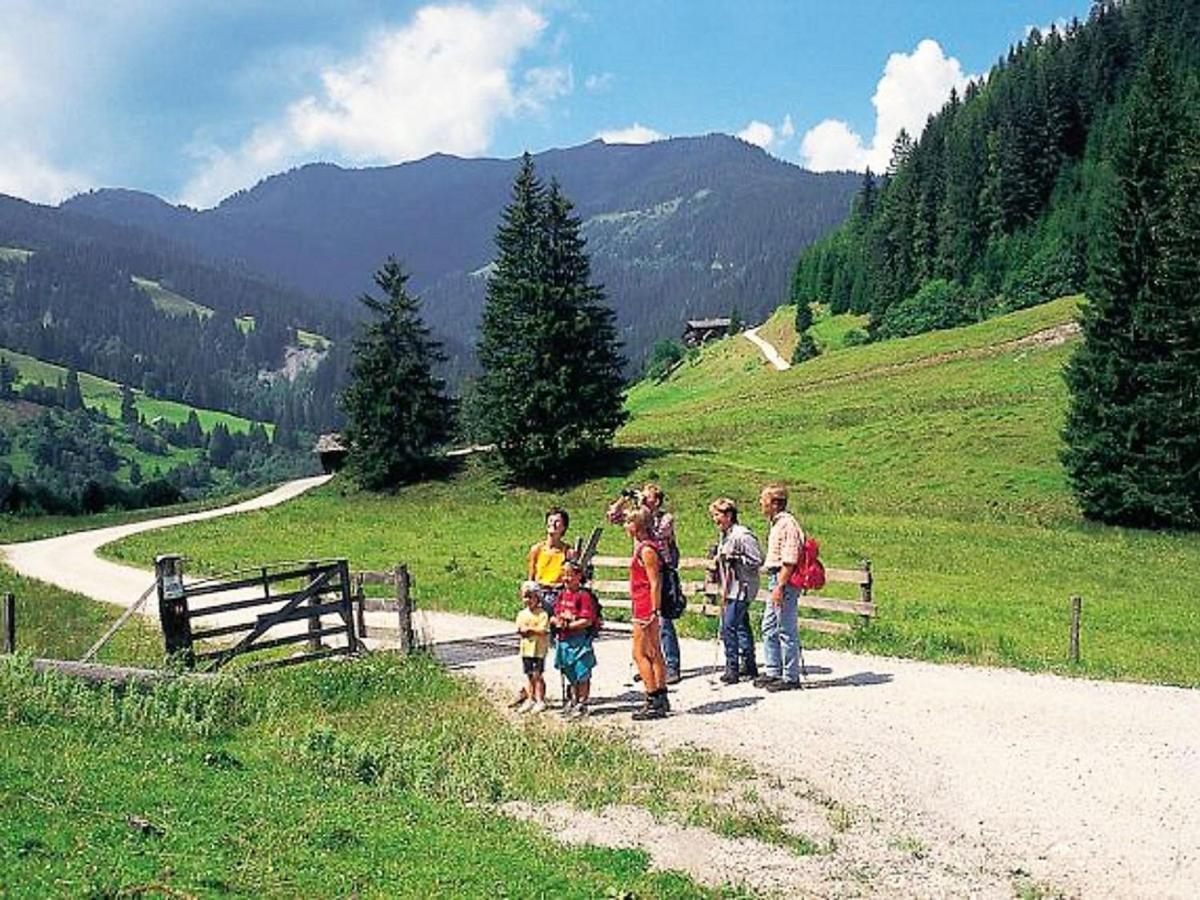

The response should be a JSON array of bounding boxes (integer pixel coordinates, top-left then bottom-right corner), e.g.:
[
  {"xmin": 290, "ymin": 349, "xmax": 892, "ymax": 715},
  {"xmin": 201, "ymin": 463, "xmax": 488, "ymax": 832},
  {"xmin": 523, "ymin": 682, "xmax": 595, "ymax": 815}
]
[{"xmin": 756, "ymin": 483, "xmax": 803, "ymax": 691}]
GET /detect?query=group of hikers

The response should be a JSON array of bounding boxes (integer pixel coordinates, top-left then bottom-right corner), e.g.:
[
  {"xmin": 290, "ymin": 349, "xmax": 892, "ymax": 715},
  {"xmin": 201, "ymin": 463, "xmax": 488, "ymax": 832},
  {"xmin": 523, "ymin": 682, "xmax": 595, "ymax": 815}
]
[{"xmin": 515, "ymin": 481, "xmax": 810, "ymax": 721}]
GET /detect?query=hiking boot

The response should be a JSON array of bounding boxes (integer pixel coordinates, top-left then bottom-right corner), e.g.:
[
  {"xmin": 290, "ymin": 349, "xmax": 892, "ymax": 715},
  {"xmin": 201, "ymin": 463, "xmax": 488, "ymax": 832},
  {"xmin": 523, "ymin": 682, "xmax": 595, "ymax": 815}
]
[
  {"xmin": 632, "ymin": 700, "xmax": 666, "ymax": 721},
  {"xmin": 570, "ymin": 703, "xmax": 589, "ymax": 719},
  {"xmin": 719, "ymin": 669, "xmax": 740, "ymax": 685},
  {"xmin": 764, "ymin": 679, "xmax": 801, "ymax": 693},
  {"xmin": 752, "ymin": 674, "xmax": 781, "ymax": 688},
  {"xmin": 740, "ymin": 663, "xmax": 759, "ymax": 679},
  {"xmin": 518, "ymin": 698, "xmax": 535, "ymax": 713},
  {"xmin": 654, "ymin": 692, "xmax": 671, "ymax": 713},
  {"xmin": 530, "ymin": 700, "xmax": 546, "ymax": 713},
  {"xmin": 665, "ymin": 668, "xmax": 682, "ymax": 685}
]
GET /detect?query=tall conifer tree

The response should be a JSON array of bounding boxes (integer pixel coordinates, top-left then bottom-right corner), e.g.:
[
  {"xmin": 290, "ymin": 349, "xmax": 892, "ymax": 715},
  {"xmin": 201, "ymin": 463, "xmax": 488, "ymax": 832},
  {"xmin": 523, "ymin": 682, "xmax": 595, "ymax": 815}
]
[
  {"xmin": 341, "ymin": 258, "xmax": 455, "ymax": 488},
  {"xmin": 1062, "ymin": 45, "xmax": 1195, "ymax": 527},
  {"xmin": 476, "ymin": 155, "xmax": 626, "ymax": 483}
]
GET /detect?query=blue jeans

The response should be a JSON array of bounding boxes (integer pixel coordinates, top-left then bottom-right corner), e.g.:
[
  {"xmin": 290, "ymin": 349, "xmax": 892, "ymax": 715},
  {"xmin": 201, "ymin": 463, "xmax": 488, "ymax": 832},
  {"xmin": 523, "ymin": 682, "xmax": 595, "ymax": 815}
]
[
  {"xmin": 660, "ymin": 614, "xmax": 680, "ymax": 674},
  {"xmin": 761, "ymin": 575, "xmax": 801, "ymax": 682},
  {"xmin": 721, "ymin": 597, "xmax": 756, "ymax": 672}
]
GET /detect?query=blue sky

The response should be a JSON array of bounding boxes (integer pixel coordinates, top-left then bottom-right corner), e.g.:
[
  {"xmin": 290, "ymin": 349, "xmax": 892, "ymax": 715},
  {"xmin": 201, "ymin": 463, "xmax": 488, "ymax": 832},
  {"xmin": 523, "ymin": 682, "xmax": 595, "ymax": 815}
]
[{"xmin": 0, "ymin": 0, "xmax": 1091, "ymax": 208}]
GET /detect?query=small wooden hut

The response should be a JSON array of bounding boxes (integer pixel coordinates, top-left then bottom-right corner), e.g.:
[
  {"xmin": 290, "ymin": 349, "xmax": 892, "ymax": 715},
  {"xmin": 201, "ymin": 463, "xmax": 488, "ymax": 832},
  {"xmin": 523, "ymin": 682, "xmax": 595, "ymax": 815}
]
[
  {"xmin": 682, "ymin": 317, "xmax": 732, "ymax": 347},
  {"xmin": 313, "ymin": 433, "xmax": 349, "ymax": 474}
]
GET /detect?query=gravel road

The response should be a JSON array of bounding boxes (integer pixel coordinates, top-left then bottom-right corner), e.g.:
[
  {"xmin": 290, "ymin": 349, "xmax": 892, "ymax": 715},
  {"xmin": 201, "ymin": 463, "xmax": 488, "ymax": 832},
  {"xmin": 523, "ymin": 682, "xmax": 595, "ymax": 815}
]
[{"xmin": 4, "ymin": 476, "xmax": 1197, "ymax": 897}]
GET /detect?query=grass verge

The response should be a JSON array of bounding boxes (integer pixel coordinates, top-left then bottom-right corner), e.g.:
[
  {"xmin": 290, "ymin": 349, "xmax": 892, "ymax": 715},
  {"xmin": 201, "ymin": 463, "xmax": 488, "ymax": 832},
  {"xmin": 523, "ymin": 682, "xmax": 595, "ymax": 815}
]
[{"xmin": 0, "ymin": 652, "xmax": 775, "ymax": 897}]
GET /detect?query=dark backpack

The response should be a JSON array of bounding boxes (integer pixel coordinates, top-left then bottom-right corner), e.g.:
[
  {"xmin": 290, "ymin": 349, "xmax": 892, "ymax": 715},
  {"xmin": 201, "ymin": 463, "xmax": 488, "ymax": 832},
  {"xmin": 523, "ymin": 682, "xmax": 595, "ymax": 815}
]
[
  {"xmin": 661, "ymin": 562, "xmax": 687, "ymax": 619},
  {"xmin": 584, "ymin": 587, "xmax": 604, "ymax": 637}
]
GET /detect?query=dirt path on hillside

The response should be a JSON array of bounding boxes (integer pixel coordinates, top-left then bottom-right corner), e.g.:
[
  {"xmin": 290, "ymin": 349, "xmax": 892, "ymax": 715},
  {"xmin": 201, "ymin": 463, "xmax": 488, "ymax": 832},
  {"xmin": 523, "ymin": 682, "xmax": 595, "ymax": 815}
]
[
  {"xmin": 744, "ymin": 327, "xmax": 792, "ymax": 370},
  {"xmin": 5, "ymin": 457, "xmax": 1198, "ymax": 898}
]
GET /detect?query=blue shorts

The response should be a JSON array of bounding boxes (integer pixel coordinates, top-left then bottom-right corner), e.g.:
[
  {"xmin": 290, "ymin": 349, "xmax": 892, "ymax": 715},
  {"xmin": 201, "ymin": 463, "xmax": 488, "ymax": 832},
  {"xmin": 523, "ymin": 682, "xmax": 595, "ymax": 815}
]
[{"xmin": 554, "ymin": 634, "xmax": 596, "ymax": 684}]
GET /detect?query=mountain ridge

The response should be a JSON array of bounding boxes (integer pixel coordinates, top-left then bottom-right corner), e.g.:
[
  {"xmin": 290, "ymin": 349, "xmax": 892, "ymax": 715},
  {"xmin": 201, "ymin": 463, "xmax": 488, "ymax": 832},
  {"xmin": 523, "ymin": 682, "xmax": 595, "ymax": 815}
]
[{"xmin": 63, "ymin": 135, "xmax": 860, "ymax": 364}]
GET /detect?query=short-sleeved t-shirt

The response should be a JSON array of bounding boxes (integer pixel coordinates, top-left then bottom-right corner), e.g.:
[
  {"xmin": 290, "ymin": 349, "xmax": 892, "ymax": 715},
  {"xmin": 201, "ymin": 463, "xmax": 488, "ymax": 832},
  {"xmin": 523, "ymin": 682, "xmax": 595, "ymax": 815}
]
[
  {"xmin": 516, "ymin": 607, "xmax": 549, "ymax": 658},
  {"xmin": 553, "ymin": 588, "xmax": 597, "ymax": 632},
  {"xmin": 531, "ymin": 543, "xmax": 566, "ymax": 586}
]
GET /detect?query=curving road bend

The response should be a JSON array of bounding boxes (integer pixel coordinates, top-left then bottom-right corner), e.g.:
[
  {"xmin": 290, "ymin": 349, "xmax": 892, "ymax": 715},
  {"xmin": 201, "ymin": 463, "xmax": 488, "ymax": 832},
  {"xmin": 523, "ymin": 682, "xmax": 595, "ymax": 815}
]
[{"xmin": 1, "ymin": 474, "xmax": 333, "ymax": 606}]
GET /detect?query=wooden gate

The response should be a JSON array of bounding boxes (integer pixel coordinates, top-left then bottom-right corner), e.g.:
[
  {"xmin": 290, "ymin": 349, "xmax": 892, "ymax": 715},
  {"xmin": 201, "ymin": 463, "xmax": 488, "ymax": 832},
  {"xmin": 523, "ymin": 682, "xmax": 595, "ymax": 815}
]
[{"xmin": 156, "ymin": 556, "xmax": 362, "ymax": 672}]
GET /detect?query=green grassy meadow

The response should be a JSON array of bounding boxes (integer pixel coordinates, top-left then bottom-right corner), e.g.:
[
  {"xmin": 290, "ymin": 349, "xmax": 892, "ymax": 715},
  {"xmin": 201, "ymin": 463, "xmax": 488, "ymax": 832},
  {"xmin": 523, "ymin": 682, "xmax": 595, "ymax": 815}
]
[
  {"xmin": 132, "ymin": 275, "xmax": 215, "ymax": 319},
  {"xmin": 104, "ymin": 295, "xmax": 1200, "ymax": 686},
  {"xmin": 0, "ymin": 344, "xmax": 266, "ymax": 435},
  {"xmin": 1, "ymin": 652, "xmax": 760, "ymax": 898}
]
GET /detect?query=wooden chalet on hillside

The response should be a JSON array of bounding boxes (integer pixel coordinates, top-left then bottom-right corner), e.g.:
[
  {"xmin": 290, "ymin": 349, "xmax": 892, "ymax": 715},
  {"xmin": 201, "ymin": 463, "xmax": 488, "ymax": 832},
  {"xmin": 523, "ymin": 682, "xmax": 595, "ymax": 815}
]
[
  {"xmin": 682, "ymin": 317, "xmax": 732, "ymax": 347},
  {"xmin": 313, "ymin": 433, "xmax": 348, "ymax": 474}
]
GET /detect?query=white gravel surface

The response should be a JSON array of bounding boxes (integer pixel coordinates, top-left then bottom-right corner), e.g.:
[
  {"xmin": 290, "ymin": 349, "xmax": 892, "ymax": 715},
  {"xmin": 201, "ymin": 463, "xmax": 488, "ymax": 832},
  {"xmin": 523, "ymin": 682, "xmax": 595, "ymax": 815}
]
[{"xmin": 4, "ymin": 476, "xmax": 1198, "ymax": 897}]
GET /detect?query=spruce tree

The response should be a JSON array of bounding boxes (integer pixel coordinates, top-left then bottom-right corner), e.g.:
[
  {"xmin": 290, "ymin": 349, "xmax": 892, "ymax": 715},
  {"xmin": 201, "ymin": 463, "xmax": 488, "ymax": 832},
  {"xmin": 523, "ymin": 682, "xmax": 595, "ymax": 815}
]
[
  {"xmin": 1062, "ymin": 45, "xmax": 1194, "ymax": 527},
  {"xmin": 64, "ymin": 367, "xmax": 84, "ymax": 412},
  {"xmin": 340, "ymin": 257, "xmax": 455, "ymax": 488},
  {"xmin": 0, "ymin": 356, "xmax": 15, "ymax": 398},
  {"xmin": 792, "ymin": 301, "xmax": 820, "ymax": 363},
  {"xmin": 120, "ymin": 384, "xmax": 138, "ymax": 425},
  {"xmin": 476, "ymin": 156, "xmax": 626, "ymax": 483}
]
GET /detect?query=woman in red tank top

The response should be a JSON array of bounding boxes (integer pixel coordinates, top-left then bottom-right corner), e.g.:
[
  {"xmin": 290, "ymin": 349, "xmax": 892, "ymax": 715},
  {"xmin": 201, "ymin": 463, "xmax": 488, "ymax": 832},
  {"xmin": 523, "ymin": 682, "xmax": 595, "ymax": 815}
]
[{"xmin": 626, "ymin": 508, "xmax": 668, "ymax": 719}]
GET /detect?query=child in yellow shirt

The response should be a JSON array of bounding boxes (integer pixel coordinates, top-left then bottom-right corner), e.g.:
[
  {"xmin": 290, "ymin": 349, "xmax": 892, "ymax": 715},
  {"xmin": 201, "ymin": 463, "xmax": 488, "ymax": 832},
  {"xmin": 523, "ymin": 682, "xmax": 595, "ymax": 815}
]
[{"xmin": 515, "ymin": 580, "xmax": 550, "ymax": 713}]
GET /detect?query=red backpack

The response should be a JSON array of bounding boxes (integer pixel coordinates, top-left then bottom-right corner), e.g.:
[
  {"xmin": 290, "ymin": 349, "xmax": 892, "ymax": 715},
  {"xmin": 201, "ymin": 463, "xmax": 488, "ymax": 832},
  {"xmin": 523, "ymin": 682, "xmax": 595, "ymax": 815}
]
[{"xmin": 788, "ymin": 534, "xmax": 826, "ymax": 591}]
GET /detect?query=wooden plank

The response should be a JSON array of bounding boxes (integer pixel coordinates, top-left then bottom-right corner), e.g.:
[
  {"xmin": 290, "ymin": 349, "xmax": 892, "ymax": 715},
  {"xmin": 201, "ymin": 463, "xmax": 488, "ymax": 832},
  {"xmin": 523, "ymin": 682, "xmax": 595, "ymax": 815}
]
[
  {"xmin": 798, "ymin": 617, "xmax": 852, "ymax": 635},
  {"xmin": 356, "ymin": 571, "xmax": 394, "ymax": 586},
  {"xmin": 188, "ymin": 580, "xmax": 341, "ymax": 620},
  {"xmin": 825, "ymin": 567, "xmax": 872, "ymax": 585},
  {"xmin": 361, "ymin": 598, "xmax": 400, "ymax": 613},
  {"xmin": 194, "ymin": 623, "xmax": 348, "ymax": 662},
  {"xmin": 590, "ymin": 579, "xmax": 708, "ymax": 595},
  {"xmin": 360, "ymin": 624, "xmax": 403, "ymax": 641},
  {"xmin": 749, "ymin": 590, "xmax": 875, "ymax": 617},
  {"xmin": 190, "ymin": 620, "xmax": 254, "ymax": 641},
  {"xmin": 184, "ymin": 563, "xmax": 343, "ymax": 599},
  {"xmin": 592, "ymin": 556, "xmax": 869, "ymax": 584},
  {"xmin": 32, "ymin": 658, "xmax": 218, "ymax": 685},
  {"xmin": 600, "ymin": 598, "xmax": 632, "ymax": 611}
]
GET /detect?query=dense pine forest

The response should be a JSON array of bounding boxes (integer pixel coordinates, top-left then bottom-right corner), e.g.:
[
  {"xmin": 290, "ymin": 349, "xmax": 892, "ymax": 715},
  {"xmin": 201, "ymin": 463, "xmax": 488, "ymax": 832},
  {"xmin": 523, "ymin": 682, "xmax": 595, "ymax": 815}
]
[
  {"xmin": 792, "ymin": 0, "xmax": 1200, "ymax": 528},
  {"xmin": 0, "ymin": 196, "xmax": 354, "ymax": 437},
  {"xmin": 791, "ymin": 0, "xmax": 1198, "ymax": 337}
]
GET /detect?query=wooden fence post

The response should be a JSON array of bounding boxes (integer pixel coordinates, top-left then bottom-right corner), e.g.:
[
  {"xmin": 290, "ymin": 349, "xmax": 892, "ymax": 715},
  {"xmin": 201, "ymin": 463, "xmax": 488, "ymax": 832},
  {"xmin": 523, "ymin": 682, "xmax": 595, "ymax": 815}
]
[
  {"xmin": 395, "ymin": 564, "xmax": 414, "ymax": 655},
  {"xmin": 2, "ymin": 593, "xmax": 14, "ymax": 654},
  {"xmin": 305, "ymin": 561, "xmax": 323, "ymax": 652},
  {"xmin": 859, "ymin": 558, "xmax": 874, "ymax": 626},
  {"xmin": 353, "ymin": 573, "xmax": 367, "ymax": 647},
  {"xmin": 1069, "ymin": 595, "xmax": 1082, "ymax": 664},
  {"xmin": 155, "ymin": 555, "xmax": 193, "ymax": 667}
]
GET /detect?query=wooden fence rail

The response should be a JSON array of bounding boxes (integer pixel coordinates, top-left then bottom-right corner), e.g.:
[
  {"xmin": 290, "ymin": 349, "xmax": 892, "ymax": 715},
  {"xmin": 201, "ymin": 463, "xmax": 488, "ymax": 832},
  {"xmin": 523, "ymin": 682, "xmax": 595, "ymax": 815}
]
[{"xmin": 587, "ymin": 555, "xmax": 876, "ymax": 635}]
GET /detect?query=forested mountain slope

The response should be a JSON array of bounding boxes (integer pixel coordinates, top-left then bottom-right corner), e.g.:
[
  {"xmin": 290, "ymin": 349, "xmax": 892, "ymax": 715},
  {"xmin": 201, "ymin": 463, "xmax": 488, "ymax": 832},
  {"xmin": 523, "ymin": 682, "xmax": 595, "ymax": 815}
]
[
  {"xmin": 64, "ymin": 135, "xmax": 860, "ymax": 365},
  {"xmin": 791, "ymin": 0, "xmax": 1200, "ymax": 338}
]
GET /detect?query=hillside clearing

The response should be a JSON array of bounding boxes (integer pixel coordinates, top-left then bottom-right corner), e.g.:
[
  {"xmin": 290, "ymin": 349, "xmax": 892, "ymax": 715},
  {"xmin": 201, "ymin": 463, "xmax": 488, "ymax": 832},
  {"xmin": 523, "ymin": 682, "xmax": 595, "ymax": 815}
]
[
  {"xmin": 103, "ymin": 295, "xmax": 1200, "ymax": 686},
  {"xmin": 132, "ymin": 275, "xmax": 215, "ymax": 319},
  {"xmin": 0, "ymin": 344, "xmax": 268, "ymax": 435}
]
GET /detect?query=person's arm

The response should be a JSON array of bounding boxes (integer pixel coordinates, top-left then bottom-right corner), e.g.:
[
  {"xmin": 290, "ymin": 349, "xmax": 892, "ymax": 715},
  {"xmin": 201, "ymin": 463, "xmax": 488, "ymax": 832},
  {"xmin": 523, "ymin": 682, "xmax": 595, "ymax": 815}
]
[
  {"xmin": 771, "ymin": 524, "xmax": 800, "ymax": 604},
  {"xmin": 527, "ymin": 543, "xmax": 540, "ymax": 580}
]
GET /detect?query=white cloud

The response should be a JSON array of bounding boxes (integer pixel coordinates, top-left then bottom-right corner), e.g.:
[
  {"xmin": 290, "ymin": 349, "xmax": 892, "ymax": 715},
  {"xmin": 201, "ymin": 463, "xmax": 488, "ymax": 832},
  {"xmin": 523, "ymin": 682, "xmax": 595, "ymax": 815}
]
[
  {"xmin": 584, "ymin": 71, "xmax": 614, "ymax": 93},
  {"xmin": 737, "ymin": 120, "xmax": 776, "ymax": 149},
  {"xmin": 0, "ymin": 3, "xmax": 109, "ymax": 202},
  {"xmin": 800, "ymin": 39, "xmax": 971, "ymax": 173},
  {"xmin": 180, "ymin": 2, "xmax": 554, "ymax": 208},
  {"xmin": 517, "ymin": 64, "xmax": 573, "ymax": 113},
  {"xmin": 736, "ymin": 114, "xmax": 796, "ymax": 154},
  {"xmin": 0, "ymin": 145, "xmax": 91, "ymax": 205},
  {"xmin": 596, "ymin": 123, "xmax": 664, "ymax": 145}
]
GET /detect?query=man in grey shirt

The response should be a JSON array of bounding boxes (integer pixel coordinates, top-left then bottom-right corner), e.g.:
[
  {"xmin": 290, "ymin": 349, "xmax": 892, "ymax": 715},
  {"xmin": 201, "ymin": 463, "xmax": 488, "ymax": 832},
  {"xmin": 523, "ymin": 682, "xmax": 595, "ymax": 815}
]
[{"xmin": 709, "ymin": 497, "xmax": 763, "ymax": 684}]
